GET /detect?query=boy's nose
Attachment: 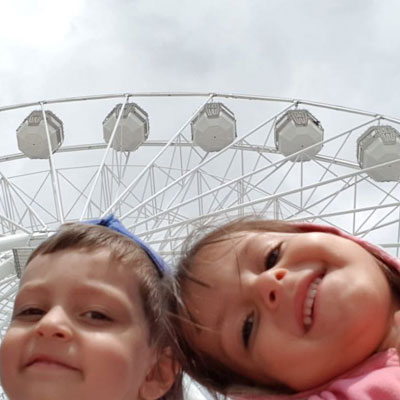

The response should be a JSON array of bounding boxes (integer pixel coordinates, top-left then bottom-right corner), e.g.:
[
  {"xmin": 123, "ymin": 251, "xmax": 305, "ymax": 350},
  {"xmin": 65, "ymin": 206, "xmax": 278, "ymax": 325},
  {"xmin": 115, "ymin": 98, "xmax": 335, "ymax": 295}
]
[
  {"xmin": 253, "ymin": 268, "xmax": 287, "ymax": 310},
  {"xmin": 35, "ymin": 307, "xmax": 73, "ymax": 341}
]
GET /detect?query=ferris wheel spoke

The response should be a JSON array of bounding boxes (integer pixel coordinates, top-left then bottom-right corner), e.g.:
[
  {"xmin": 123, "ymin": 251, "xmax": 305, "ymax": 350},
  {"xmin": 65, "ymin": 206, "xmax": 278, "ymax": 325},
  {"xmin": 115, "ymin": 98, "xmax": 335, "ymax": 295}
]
[
  {"xmin": 357, "ymin": 214, "xmax": 400, "ymax": 239},
  {"xmin": 0, "ymin": 173, "xmax": 47, "ymax": 231},
  {"xmin": 361, "ymin": 206, "xmax": 400, "ymax": 237},
  {"xmin": 301, "ymin": 157, "xmax": 355, "ymax": 209},
  {"xmin": 120, "ymin": 103, "xmax": 295, "ymax": 222},
  {"xmin": 106, "ymin": 95, "xmax": 215, "ymax": 220},
  {"xmin": 0, "ymin": 213, "xmax": 32, "ymax": 234},
  {"xmin": 355, "ymin": 181, "xmax": 400, "ymax": 234},
  {"xmin": 237, "ymin": 121, "xmax": 278, "ymax": 194},
  {"xmin": 8, "ymin": 172, "xmax": 59, "ymax": 226},
  {"xmin": 39, "ymin": 103, "xmax": 64, "ymax": 225},
  {"xmin": 57, "ymin": 168, "xmax": 100, "ymax": 219},
  {"xmin": 80, "ymin": 95, "xmax": 130, "ymax": 221}
]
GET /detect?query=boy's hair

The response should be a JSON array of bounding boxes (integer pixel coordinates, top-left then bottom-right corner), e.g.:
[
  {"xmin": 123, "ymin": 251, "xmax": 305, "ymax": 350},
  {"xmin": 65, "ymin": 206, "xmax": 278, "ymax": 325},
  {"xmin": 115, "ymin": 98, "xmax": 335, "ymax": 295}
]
[
  {"xmin": 27, "ymin": 222, "xmax": 183, "ymax": 400},
  {"xmin": 172, "ymin": 217, "xmax": 400, "ymax": 397}
]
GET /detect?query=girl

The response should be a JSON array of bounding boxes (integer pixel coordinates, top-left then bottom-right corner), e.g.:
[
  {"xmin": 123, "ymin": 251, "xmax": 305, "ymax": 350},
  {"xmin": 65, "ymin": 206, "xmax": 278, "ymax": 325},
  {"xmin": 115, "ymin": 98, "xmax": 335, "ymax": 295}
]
[{"xmin": 173, "ymin": 218, "xmax": 400, "ymax": 399}]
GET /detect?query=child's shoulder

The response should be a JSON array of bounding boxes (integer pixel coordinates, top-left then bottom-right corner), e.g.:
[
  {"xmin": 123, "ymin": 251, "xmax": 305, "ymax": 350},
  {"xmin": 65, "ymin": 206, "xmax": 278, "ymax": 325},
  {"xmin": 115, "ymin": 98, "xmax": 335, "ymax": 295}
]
[{"xmin": 232, "ymin": 349, "xmax": 400, "ymax": 400}]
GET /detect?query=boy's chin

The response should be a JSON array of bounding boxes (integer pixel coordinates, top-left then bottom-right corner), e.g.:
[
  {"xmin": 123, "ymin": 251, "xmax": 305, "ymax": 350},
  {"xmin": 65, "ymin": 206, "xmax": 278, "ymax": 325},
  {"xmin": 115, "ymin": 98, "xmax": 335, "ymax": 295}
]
[{"xmin": 3, "ymin": 384, "xmax": 78, "ymax": 400}]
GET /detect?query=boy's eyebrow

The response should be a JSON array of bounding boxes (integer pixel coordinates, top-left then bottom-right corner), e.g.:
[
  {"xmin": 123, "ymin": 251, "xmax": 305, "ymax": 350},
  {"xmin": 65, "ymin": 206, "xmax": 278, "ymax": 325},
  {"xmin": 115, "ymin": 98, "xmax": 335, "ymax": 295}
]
[{"xmin": 17, "ymin": 281, "xmax": 140, "ymax": 312}]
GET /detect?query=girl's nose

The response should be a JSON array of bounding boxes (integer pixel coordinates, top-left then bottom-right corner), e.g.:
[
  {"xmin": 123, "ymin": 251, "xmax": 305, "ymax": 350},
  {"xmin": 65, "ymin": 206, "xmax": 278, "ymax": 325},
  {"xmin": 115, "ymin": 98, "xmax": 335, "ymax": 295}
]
[
  {"xmin": 35, "ymin": 307, "xmax": 73, "ymax": 341},
  {"xmin": 253, "ymin": 268, "xmax": 287, "ymax": 310}
]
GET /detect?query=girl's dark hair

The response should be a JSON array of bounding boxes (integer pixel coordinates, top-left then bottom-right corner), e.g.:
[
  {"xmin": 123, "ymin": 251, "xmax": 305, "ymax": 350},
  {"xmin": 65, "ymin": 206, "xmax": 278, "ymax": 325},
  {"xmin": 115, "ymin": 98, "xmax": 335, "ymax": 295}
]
[
  {"xmin": 171, "ymin": 217, "xmax": 400, "ymax": 398},
  {"xmin": 27, "ymin": 223, "xmax": 183, "ymax": 400}
]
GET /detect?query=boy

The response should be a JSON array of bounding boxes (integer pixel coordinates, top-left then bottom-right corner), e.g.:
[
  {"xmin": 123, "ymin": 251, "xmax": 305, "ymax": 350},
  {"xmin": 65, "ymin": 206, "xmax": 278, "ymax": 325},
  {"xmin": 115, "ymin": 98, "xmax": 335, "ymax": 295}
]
[{"xmin": 0, "ymin": 215, "xmax": 180, "ymax": 400}]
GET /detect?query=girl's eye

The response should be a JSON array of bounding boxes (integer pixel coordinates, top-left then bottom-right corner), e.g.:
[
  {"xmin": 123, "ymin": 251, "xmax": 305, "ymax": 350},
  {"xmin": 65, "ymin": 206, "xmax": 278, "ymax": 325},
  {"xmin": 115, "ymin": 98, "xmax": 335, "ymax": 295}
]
[
  {"xmin": 83, "ymin": 311, "xmax": 112, "ymax": 321},
  {"xmin": 265, "ymin": 244, "xmax": 281, "ymax": 270},
  {"xmin": 242, "ymin": 312, "xmax": 254, "ymax": 348}
]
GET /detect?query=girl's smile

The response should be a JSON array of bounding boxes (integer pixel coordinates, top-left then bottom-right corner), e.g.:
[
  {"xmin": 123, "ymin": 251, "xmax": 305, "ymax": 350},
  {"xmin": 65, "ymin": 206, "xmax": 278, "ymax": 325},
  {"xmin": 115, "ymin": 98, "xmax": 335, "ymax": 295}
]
[{"xmin": 296, "ymin": 272, "xmax": 323, "ymax": 332}]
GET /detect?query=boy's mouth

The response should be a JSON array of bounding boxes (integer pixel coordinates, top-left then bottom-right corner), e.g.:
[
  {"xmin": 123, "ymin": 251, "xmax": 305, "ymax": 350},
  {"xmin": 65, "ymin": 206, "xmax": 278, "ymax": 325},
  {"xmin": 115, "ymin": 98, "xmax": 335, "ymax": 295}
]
[
  {"xmin": 26, "ymin": 354, "xmax": 79, "ymax": 371},
  {"xmin": 302, "ymin": 275, "xmax": 323, "ymax": 330}
]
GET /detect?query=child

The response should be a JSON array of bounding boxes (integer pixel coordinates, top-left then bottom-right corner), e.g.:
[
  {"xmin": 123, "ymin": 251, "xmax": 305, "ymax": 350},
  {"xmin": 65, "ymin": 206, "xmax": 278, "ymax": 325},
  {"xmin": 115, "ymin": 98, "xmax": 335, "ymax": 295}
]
[
  {"xmin": 173, "ymin": 217, "xmax": 400, "ymax": 399},
  {"xmin": 0, "ymin": 215, "xmax": 181, "ymax": 400}
]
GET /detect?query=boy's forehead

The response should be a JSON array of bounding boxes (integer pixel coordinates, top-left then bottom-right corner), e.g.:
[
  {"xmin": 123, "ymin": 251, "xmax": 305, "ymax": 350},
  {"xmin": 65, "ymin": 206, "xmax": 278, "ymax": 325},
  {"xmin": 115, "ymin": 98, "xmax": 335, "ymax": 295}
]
[
  {"xmin": 18, "ymin": 249, "xmax": 147, "ymax": 312},
  {"xmin": 21, "ymin": 247, "xmax": 138, "ymax": 285}
]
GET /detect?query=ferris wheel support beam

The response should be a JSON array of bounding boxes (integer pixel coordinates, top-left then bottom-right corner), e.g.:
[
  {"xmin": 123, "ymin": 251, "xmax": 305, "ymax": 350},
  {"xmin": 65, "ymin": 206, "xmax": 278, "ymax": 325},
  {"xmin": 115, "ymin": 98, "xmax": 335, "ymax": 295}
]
[
  {"xmin": 142, "ymin": 199, "xmax": 400, "ymax": 242},
  {"xmin": 80, "ymin": 95, "xmax": 130, "ymax": 221},
  {"xmin": 0, "ymin": 257, "xmax": 15, "ymax": 280},
  {"xmin": 305, "ymin": 159, "xmax": 400, "ymax": 215},
  {"xmin": 357, "ymin": 215, "xmax": 400, "ymax": 238},
  {"xmin": 41, "ymin": 103, "xmax": 64, "ymax": 225},
  {"xmin": 355, "ymin": 181, "xmax": 400, "ymax": 234},
  {"xmin": 293, "ymin": 176, "xmax": 359, "ymax": 221},
  {"xmin": 0, "ymin": 233, "xmax": 31, "ymax": 252},
  {"xmin": 237, "ymin": 158, "xmax": 400, "ymax": 217},
  {"xmin": 126, "ymin": 112, "xmax": 380, "ymax": 229},
  {"xmin": 288, "ymin": 202, "xmax": 400, "ymax": 223},
  {"xmin": 134, "ymin": 156, "xmax": 400, "ymax": 238},
  {"xmin": 0, "ymin": 213, "xmax": 31, "ymax": 234},
  {"xmin": 0, "ymin": 173, "xmax": 47, "ymax": 231},
  {"xmin": 216, "ymin": 157, "xmax": 400, "ymax": 220},
  {"xmin": 103, "ymin": 94, "xmax": 216, "ymax": 219},
  {"xmin": 123, "ymin": 102, "xmax": 296, "ymax": 225},
  {"xmin": 302, "ymin": 156, "xmax": 355, "ymax": 212},
  {"xmin": 127, "ymin": 115, "xmax": 382, "ymax": 231},
  {"xmin": 152, "ymin": 200, "xmax": 400, "ymax": 254},
  {"xmin": 0, "ymin": 231, "xmax": 49, "ymax": 254}
]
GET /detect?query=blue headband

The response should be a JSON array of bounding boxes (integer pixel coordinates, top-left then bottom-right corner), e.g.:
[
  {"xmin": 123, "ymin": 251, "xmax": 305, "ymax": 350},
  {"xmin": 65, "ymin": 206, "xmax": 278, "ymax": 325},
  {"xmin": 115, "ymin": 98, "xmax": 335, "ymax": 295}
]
[{"xmin": 86, "ymin": 214, "xmax": 171, "ymax": 277}]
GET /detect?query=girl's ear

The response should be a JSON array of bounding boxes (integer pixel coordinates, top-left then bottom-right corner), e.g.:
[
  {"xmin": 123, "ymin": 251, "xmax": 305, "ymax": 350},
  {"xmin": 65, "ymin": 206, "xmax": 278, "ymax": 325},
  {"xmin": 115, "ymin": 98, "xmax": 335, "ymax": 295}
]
[{"xmin": 139, "ymin": 347, "xmax": 180, "ymax": 400}]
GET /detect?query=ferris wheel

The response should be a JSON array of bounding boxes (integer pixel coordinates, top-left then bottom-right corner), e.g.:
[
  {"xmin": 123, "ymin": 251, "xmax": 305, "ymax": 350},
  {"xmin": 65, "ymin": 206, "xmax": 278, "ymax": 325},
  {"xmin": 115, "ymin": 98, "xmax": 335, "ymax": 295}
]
[{"xmin": 1, "ymin": 92, "xmax": 400, "ymax": 397}]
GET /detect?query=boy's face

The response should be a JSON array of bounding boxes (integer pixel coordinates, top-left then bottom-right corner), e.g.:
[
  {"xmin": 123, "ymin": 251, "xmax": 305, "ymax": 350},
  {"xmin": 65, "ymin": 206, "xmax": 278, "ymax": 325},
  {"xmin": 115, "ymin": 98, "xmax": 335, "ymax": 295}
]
[
  {"xmin": 183, "ymin": 230, "xmax": 398, "ymax": 391},
  {"xmin": 1, "ymin": 248, "xmax": 162, "ymax": 400}
]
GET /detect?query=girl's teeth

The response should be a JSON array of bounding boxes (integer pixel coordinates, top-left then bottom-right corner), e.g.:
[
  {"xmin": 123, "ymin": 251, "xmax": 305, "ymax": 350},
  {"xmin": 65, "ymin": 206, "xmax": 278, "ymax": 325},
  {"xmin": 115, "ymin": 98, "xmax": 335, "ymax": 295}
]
[
  {"xmin": 303, "ymin": 277, "xmax": 322, "ymax": 328},
  {"xmin": 304, "ymin": 316, "xmax": 312, "ymax": 326},
  {"xmin": 305, "ymin": 298, "xmax": 314, "ymax": 307}
]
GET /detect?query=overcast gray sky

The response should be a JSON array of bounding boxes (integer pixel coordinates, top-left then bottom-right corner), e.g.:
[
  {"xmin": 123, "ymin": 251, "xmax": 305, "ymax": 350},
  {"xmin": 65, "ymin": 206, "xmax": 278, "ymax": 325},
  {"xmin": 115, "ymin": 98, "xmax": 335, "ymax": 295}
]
[
  {"xmin": 2, "ymin": 1, "xmax": 400, "ymax": 399},
  {"xmin": 2, "ymin": 0, "xmax": 400, "ymax": 118}
]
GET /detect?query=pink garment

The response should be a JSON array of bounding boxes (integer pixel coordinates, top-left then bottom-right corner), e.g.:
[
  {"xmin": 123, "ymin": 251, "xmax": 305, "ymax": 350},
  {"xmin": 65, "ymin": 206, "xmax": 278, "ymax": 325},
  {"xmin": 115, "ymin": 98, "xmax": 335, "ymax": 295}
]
[{"xmin": 232, "ymin": 348, "xmax": 400, "ymax": 400}]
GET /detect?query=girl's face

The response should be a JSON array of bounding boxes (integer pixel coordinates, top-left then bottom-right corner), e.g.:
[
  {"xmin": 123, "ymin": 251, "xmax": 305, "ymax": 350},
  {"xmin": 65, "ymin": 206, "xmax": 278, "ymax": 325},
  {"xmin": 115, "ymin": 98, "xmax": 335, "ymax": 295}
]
[{"xmin": 182, "ymin": 230, "xmax": 398, "ymax": 391}]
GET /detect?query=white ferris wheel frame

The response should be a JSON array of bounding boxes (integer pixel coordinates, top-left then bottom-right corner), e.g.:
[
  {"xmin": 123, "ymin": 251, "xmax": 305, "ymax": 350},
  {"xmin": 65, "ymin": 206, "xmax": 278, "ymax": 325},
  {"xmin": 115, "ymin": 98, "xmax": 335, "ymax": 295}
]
[{"xmin": 0, "ymin": 92, "xmax": 400, "ymax": 398}]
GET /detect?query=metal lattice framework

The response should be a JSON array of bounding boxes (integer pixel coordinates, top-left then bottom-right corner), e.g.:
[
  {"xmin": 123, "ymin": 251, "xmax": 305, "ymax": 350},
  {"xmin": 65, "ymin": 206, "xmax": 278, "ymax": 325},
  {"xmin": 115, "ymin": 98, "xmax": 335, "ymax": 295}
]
[{"xmin": 1, "ymin": 92, "xmax": 400, "ymax": 398}]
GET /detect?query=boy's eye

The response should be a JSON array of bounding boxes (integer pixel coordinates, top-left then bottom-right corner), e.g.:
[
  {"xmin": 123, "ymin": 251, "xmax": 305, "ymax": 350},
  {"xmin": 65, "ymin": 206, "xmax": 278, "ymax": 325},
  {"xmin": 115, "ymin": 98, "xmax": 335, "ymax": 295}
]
[
  {"xmin": 265, "ymin": 244, "xmax": 281, "ymax": 270},
  {"xmin": 14, "ymin": 307, "xmax": 44, "ymax": 320},
  {"xmin": 242, "ymin": 312, "xmax": 254, "ymax": 348},
  {"xmin": 83, "ymin": 311, "xmax": 112, "ymax": 321}
]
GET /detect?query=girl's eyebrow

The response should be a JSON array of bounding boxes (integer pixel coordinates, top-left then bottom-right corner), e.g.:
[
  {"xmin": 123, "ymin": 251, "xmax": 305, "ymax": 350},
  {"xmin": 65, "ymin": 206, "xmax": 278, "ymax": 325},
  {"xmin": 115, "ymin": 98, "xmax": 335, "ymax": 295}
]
[
  {"xmin": 213, "ymin": 242, "xmax": 250, "ymax": 339},
  {"xmin": 214, "ymin": 305, "xmax": 227, "ymax": 334}
]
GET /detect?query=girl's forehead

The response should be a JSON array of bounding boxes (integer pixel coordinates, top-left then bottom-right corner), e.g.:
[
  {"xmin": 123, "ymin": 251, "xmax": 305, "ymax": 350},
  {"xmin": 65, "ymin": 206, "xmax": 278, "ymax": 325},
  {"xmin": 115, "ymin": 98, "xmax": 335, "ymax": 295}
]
[
  {"xmin": 193, "ymin": 230, "xmax": 296, "ymax": 267},
  {"xmin": 199, "ymin": 230, "xmax": 296, "ymax": 252}
]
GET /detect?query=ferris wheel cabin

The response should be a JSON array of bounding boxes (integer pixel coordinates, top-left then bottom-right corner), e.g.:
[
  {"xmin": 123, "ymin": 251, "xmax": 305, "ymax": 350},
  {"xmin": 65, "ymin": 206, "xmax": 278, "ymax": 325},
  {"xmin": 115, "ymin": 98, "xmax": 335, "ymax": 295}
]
[
  {"xmin": 357, "ymin": 125, "xmax": 400, "ymax": 182},
  {"xmin": 16, "ymin": 110, "xmax": 64, "ymax": 159}
]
